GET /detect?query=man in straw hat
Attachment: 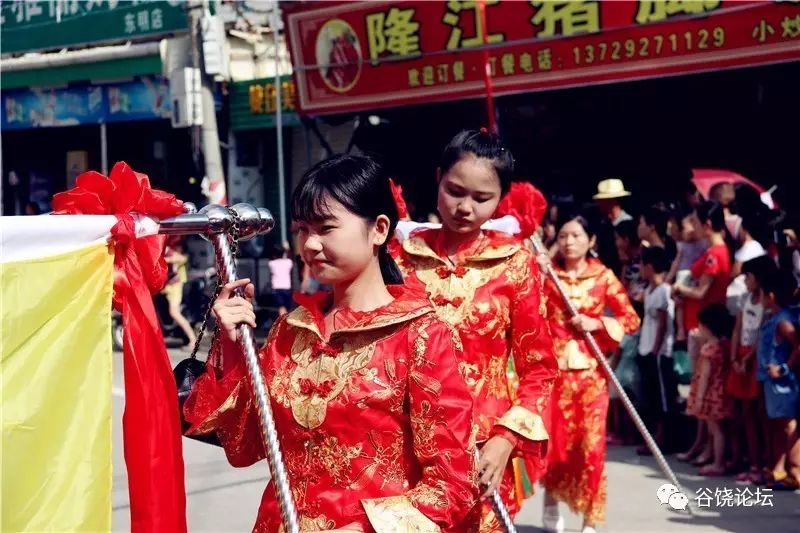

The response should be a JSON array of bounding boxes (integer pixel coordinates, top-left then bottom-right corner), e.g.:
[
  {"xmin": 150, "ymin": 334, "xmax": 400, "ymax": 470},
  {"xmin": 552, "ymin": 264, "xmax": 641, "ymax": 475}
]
[{"xmin": 594, "ymin": 178, "xmax": 633, "ymax": 227}]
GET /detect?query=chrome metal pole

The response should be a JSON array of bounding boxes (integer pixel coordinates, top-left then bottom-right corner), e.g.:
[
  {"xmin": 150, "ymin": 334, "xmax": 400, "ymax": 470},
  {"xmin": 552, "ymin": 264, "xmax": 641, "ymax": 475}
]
[
  {"xmin": 212, "ymin": 232, "xmax": 299, "ymax": 533},
  {"xmin": 158, "ymin": 203, "xmax": 299, "ymax": 532}
]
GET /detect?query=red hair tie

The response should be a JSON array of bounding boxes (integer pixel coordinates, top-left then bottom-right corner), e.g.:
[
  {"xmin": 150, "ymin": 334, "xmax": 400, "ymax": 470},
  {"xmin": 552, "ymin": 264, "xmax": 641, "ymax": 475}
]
[
  {"xmin": 479, "ymin": 127, "xmax": 489, "ymax": 134},
  {"xmin": 388, "ymin": 177, "xmax": 410, "ymax": 221}
]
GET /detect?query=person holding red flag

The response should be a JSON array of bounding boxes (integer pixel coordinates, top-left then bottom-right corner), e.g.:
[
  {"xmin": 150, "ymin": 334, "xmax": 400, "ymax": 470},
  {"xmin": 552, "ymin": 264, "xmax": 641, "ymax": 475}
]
[{"xmin": 392, "ymin": 129, "xmax": 558, "ymax": 531}]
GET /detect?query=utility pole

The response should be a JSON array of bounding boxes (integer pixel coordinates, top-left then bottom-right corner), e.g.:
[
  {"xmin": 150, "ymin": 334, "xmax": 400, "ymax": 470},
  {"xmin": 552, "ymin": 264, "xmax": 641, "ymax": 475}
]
[
  {"xmin": 188, "ymin": 0, "xmax": 226, "ymax": 204},
  {"xmin": 271, "ymin": 7, "xmax": 287, "ymax": 243}
]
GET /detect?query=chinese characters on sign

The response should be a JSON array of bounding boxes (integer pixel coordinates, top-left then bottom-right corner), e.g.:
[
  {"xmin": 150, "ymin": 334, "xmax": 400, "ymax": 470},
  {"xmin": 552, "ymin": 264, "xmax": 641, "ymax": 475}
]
[
  {"xmin": 442, "ymin": 0, "xmax": 504, "ymax": 50},
  {"xmin": 285, "ymin": 0, "xmax": 800, "ymax": 114},
  {"xmin": 248, "ymin": 80, "xmax": 297, "ymax": 114},
  {"xmin": 635, "ymin": 0, "xmax": 722, "ymax": 24},
  {"xmin": 1, "ymin": 0, "xmax": 187, "ymax": 54},
  {"xmin": 530, "ymin": 0, "xmax": 600, "ymax": 37},
  {"xmin": 366, "ymin": 7, "xmax": 421, "ymax": 61}
]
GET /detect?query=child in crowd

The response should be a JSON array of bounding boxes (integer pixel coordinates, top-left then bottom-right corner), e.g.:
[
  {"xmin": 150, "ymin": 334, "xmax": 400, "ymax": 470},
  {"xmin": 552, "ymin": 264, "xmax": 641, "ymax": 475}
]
[
  {"xmin": 267, "ymin": 241, "xmax": 294, "ymax": 316},
  {"xmin": 636, "ymin": 246, "xmax": 677, "ymax": 455},
  {"xmin": 758, "ymin": 271, "xmax": 800, "ymax": 490},
  {"xmin": 709, "ymin": 181, "xmax": 742, "ymax": 240},
  {"xmin": 727, "ymin": 215, "xmax": 767, "ymax": 314},
  {"xmin": 637, "ymin": 204, "xmax": 677, "ymax": 262},
  {"xmin": 684, "ymin": 304, "xmax": 735, "ymax": 476},
  {"xmin": 668, "ymin": 207, "xmax": 709, "ymax": 345},
  {"xmin": 615, "ymin": 219, "xmax": 646, "ymax": 308},
  {"xmin": 608, "ymin": 220, "xmax": 644, "ymax": 447},
  {"xmin": 728, "ymin": 256, "xmax": 771, "ymax": 483}
]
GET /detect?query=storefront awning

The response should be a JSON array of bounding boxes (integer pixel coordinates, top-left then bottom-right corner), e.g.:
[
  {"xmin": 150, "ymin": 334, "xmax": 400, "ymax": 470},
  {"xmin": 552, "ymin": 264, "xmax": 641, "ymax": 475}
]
[
  {"xmin": 284, "ymin": 0, "xmax": 800, "ymax": 115},
  {"xmin": 1, "ymin": 42, "xmax": 162, "ymax": 90}
]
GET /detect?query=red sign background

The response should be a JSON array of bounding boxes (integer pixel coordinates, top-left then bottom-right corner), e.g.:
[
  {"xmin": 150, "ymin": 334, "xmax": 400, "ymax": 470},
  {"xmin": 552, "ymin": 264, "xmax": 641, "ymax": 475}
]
[{"xmin": 285, "ymin": 0, "xmax": 800, "ymax": 115}]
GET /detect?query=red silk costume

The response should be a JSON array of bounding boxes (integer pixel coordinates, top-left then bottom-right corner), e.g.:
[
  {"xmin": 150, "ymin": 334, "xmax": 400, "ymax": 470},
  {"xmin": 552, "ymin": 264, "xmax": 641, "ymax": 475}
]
[
  {"xmin": 540, "ymin": 259, "xmax": 640, "ymax": 525},
  {"xmin": 393, "ymin": 228, "xmax": 558, "ymax": 531},
  {"xmin": 184, "ymin": 286, "xmax": 479, "ymax": 532}
]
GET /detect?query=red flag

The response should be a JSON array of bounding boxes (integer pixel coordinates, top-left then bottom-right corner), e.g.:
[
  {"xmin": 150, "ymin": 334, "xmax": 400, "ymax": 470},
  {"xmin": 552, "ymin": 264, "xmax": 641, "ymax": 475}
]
[{"xmin": 53, "ymin": 162, "xmax": 187, "ymax": 532}]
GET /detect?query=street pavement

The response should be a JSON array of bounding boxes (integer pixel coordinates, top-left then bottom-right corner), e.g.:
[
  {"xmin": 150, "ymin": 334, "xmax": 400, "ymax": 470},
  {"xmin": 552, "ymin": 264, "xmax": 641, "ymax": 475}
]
[{"xmin": 110, "ymin": 345, "xmax": 800, "ymax": 532}]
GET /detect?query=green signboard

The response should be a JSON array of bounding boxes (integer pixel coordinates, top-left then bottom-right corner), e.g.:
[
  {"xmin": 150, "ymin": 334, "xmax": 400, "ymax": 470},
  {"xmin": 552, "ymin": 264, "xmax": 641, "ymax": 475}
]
[
  {"xmin": 1, "ymin": 0, "xmax": 188, "ymax": 54},
  {"xmin": 230, "ymin": 76, "xmax": 301, "ymax": 131}
]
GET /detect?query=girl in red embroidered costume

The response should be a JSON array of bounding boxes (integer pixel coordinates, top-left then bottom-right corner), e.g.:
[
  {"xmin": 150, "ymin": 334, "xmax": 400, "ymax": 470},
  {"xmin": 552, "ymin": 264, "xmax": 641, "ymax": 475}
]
[
  {"xmin": 184, "ymin": 155, "xmax": 478, "ymax": 532},
  {"xmin": 392, "ymin": 129, "xmax": 558, "ymax": 532},
  {"xmin": 539, "ymin": 209, "xmax": 640, "ymax": 533}
]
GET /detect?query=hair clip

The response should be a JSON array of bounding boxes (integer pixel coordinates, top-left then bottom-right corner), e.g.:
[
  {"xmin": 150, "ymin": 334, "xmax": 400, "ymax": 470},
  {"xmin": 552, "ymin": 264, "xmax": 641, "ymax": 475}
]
[{"xmin": 479, "ymin": 127, "xmax": 489, "ymax": 134}]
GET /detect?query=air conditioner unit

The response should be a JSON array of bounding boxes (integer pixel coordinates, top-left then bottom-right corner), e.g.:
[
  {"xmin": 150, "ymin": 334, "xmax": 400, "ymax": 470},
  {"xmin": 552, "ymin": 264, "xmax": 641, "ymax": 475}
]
[
  {"xmin": 201, "ymin": 14, "xmax": 228, "ymax": 79},
  {"xmin": 169, "ymin": 67, "xmax": 203, "ymax": 128}
]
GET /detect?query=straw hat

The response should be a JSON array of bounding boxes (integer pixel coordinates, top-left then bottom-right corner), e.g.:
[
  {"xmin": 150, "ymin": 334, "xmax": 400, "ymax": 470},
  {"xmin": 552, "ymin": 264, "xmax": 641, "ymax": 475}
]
[{"xmin": 593, "ymin": 178, "xmax": 631, "ymax": 200}]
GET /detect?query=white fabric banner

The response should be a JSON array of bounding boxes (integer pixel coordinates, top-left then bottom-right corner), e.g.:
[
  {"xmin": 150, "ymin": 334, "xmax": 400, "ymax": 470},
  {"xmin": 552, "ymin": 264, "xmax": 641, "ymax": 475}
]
[{"xmin": 0, "ymin": 214, "xmax": 160, "ymax": 263}]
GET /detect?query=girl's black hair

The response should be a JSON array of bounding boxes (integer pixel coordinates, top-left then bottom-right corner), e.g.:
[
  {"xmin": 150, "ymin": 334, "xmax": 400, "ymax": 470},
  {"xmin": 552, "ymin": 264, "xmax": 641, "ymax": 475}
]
[
  {"xmin": 614, "ymin": 219, "xmax": 640, "ymax": 247},
  {"xmin": 733, "ymin": 183, "xmax": 763, "ymax": 217},
  {"xmin": 762, "ymin": 270, "xmax": 799, "ymax": 308},
  {"xmin": 696, "ymin": 201, "xmax": 726, "ymax": 233},
  {"xmin": 642, "ymin": 204, "xmax": 669, "ymax": 240},
  {"xmin": 291, "ymin": 154, "xmax": 403, "ymax": 285},
  {"xmin": 697, "ymin": 303, "xmax": 735, "ymax": 339},
  {"xmin": 741, "ymin": 212, "xmax": 769, "ymax": 247},
  {"xmin": 641, "ymin": 245, "xmax": 671, "ymax": 274},
  {"xmin": 742, "ymin": 255, "xmax": 777, "ymax": 288},
  {"xmin": 439, "ymin": 129, "xmax": 514, "ymax": 195},
  {"xmin": 555, "ymin": 204, "xmax": 596, "ymax": 239}
]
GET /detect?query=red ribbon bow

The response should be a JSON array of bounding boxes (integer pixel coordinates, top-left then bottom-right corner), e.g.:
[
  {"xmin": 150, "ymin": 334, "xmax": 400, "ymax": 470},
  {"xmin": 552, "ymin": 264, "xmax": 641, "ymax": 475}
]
[
  {"xmin": 299, "ymin": 378, "xmax": 336, "ymax": 397},
  {"xmin": 435, "ymin": 265, "xmax": 468, "ymax": 279},
  {"xmin": 311, "ymin": 339, "xmax": 341, "ymax": 359},
  {"xmin": 433, "ymin": 295, "xmax": 464, "ymax": 307},
  {"xmin": 495, "ymin": 181, "xmax": 548, "ymax": 240},
  {"xmin": 52, "ymin": 162, "xmax": 187, "ymax": 533},
  {"xmin": 389, "ymin": 178, "xmax": 410, "ymax": 221}
]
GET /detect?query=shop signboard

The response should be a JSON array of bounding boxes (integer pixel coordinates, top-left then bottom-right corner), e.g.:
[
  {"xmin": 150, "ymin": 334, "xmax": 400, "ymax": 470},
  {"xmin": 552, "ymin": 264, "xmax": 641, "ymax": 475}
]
[
  {"xmin": 1, "ymin": 76, "xmax": 172, "ymax": 129},
  {"xmin": 230, "ymin": 75, "xmax": 301, "ymax": 130},
  {"xmin": 285, "ymin": 0, "xmax": 800, "ymax": 114},
  {"xmin": 1, "ymin": 0, "xmax": 188, "ymax": 54},
  {"xmin": 106, "ymin": 77, "xmax": 172, "ymax": 122}
]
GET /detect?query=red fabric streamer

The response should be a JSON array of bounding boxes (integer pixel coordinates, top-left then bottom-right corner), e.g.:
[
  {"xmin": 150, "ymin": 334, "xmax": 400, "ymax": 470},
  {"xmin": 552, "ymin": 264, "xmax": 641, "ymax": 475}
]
[
  {"xmin": 495, "ymin": 182, "xmax": 548, "ymax": 240},
  {"xmin": 389, "ymin": 177, "xmax": 410, "ymax": 221},
  {"xmin": 52, "ymin": 162, "xmax": 187, "ymax": 533}
]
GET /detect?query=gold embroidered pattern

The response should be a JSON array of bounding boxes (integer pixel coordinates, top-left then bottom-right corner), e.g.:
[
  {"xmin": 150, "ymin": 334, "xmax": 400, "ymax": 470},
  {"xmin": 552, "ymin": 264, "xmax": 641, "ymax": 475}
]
[
  {"xmin": 287, "ymin": 329, "xmax": 386, "ymax": 429},
  {"xmin": 409, "ymin": 479, "xmax": 448, "ymax": 508},
  {"xmin": 411, "ymin": 400, "xmax": 442, "ymax": 460},
  {"xmin": 352, "ymin": 430, "xmax": 406, "ymax": 490},
  {"xmin": 298, "ymin": 513, "xmax": 336, "ymax": 532},
  {"xmin": 316, "ymin": 435, "xmax": 363, "ymax": 487},
  {"xmin": 484, "ymin": 355, "xmax": 508, "ymax": 399},
  {"xmin": 459, "ymin": 361, "xmax": 486, "ymax": 397},
  {"xmin": 357, "ymin": 358, "xmax": 406, "ymax": 414},
  {"xmin": 362, "ymin": 495, "xmax": 441, "ymax": 533},
  {"xmin": 496, "ymin": 405, "xmax": 549, "ymax": 441},
  {"xmin": 287, "ymin": 300, "xmax": 432, "ymax": 336}
]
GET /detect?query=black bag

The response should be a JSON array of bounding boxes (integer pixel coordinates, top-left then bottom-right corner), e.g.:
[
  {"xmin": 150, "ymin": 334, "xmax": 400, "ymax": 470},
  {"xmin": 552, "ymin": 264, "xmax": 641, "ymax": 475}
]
[
  {"xmin": 174, "ymin": 355, "xmax": 222, "ymax": 447},
  {"xmin": 173, "ymin": 278, "xmax": 223, "ymax": 447}
]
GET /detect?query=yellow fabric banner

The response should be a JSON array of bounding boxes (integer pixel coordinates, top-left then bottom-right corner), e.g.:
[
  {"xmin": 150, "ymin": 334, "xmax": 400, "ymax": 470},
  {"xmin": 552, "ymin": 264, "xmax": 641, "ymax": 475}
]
[{"xmin": 1, "ymin": 242, "xmax": 113, "ymax": 532}]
